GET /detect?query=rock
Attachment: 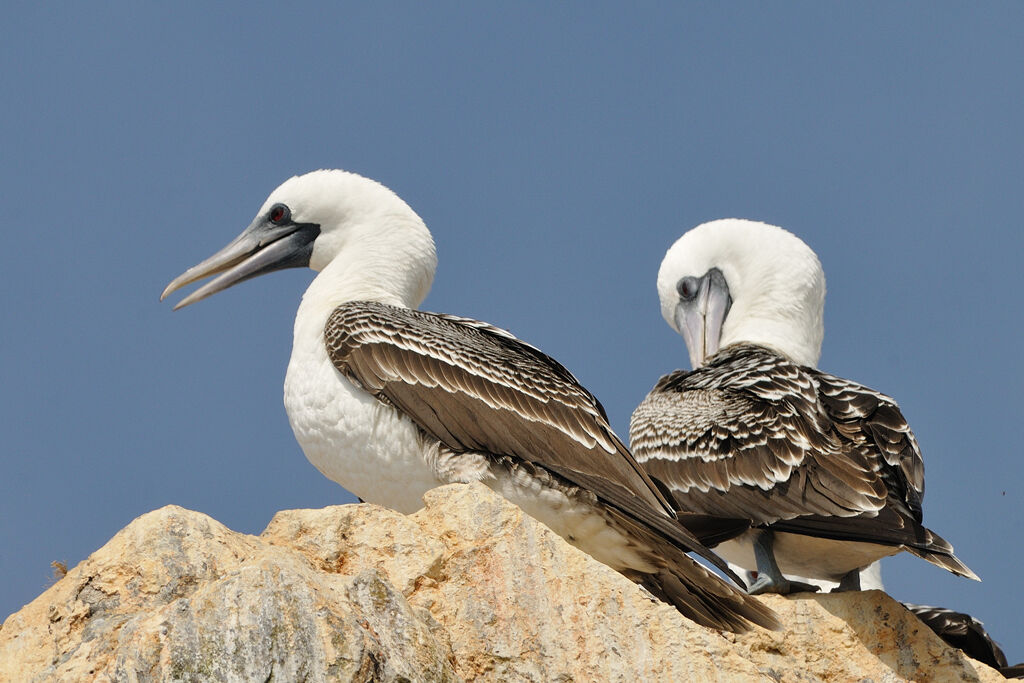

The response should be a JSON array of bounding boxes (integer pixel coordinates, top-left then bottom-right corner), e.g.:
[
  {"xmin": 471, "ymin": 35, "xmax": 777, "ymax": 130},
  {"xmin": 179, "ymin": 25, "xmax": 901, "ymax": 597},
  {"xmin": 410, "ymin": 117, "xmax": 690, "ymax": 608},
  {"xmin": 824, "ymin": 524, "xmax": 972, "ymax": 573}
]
[{"xmin": 0, "ymin": 483, "xmax": 1005, "ymax": 682}]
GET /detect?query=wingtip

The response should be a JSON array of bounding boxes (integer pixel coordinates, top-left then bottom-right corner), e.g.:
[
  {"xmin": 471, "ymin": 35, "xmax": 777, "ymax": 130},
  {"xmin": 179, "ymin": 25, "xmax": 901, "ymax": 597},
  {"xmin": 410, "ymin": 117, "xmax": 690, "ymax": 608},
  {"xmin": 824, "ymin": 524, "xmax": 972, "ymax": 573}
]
[
  {"xmin": 743, "ymin": 593, "xmax": 784, "ymax": 632},
  {"xmin": 643, "ymin": 565, "xmax": 781, "ymax": 634},
  {"xmin": 936, "ymin": 556, "xmax": 981, "ymax": 582},
  {"xmin": 906, "ymin": 545, "xmax": 981, "ymax": 582}
]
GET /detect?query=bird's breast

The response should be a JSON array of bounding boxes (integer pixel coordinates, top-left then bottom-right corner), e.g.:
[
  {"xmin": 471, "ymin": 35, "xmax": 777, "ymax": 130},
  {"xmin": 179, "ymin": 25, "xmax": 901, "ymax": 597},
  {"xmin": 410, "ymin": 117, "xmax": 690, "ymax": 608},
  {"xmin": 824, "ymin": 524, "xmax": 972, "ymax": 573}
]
[{"xmin": 283, "ymin": 327, "xmax": 441, "ymax": 514}]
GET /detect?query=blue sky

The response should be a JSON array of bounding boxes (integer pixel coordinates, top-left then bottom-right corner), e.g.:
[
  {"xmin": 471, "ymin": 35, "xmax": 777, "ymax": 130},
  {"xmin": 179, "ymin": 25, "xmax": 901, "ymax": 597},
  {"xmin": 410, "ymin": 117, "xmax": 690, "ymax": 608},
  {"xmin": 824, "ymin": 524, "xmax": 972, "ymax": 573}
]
[{"xmin": 2, "ymin": 3, "xmax": 1021, "ymax": 661}]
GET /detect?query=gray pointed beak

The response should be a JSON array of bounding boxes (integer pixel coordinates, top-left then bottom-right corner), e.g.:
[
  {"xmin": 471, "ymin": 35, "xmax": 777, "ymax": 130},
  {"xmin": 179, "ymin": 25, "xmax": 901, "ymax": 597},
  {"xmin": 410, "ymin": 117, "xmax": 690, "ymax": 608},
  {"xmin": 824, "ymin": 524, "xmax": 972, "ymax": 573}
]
[
  {"xmin": 674, "ymin": 268, "xmax": 732, "ymax": 368},
  {"xmin": 161, "ymin": 218, "xmax": 320, "ymax": 310}
]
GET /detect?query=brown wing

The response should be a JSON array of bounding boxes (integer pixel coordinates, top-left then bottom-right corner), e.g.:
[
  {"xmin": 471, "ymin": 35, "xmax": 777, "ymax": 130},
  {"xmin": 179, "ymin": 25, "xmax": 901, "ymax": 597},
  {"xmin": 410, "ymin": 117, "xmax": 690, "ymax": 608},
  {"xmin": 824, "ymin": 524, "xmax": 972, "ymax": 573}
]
[
  {"xmin": 630, "ymin": 344, "xmax": 888, "ymax": 523},
  {"xmin": 814, "ymin": 370, "xmax": 925, "ymax": 521},
  {"xmin": 769, "ymin": 369, "xmax": 975, "ymax": 576},
  {"xmin": 324, "ymin": 301, "xmax": 732, "ymax": 571},
  {"xmin": 632, "ymin": 344, "xmax": 978, "ymax": 578}
]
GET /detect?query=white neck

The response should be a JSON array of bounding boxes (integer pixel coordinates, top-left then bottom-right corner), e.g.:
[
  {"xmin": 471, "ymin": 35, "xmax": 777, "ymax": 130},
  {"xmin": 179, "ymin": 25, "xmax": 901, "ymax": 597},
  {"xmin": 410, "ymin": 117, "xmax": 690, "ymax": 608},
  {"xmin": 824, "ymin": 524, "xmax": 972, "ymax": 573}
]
[
  {"xmin": 719, "ymin": 277, "xmax": 824, "ymax": 368},
  {"xmin": 295, "ymin": 222, "xmax": 436, "ymax": 342}
]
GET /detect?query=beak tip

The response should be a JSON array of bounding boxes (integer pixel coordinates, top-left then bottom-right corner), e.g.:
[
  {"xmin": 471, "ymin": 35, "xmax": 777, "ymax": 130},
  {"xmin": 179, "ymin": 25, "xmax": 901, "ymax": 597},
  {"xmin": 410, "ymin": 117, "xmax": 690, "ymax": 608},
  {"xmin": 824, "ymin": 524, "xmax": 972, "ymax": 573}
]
[
  {"xmin": 161, "ymin": 280, "xmax": 187, "ymax": 309},
  {"xmin": 161, "ymin": 279, "xmax": 184, "ymax": 302},
  {"xmin": 172, "ymin": 289, "xmax": 206, "ymax": 311}
]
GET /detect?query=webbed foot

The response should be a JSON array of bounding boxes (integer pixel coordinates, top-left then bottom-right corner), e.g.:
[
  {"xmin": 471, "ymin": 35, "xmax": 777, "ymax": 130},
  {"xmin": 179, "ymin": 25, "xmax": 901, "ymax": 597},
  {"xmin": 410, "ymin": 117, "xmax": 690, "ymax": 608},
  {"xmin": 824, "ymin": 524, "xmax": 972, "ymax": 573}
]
[
  {"xmin": 749, "ymin": 529, "xmax": 821, "ymax": 595},
  {"xmin": 748, "ymin": 574, "xmax": 820, "ymax": 595}
]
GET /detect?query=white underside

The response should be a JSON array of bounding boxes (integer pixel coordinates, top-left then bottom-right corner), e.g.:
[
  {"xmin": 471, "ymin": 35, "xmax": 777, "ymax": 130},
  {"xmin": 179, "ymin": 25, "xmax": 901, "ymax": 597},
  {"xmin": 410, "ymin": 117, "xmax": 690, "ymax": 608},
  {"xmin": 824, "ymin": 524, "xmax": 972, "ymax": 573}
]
[
  {"xmin": 488, "ymin": 465, "xmax": 659, "ymax": 574},
  {"xmin": 715, "ymin": 530, "xmax": 901, "ymax": 582}
]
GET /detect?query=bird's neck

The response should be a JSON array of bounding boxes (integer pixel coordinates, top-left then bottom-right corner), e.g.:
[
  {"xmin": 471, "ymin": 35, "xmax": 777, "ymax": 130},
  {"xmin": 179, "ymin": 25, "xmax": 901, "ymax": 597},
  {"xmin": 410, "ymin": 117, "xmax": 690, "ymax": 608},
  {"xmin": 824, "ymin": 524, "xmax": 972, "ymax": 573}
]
[
  {"xmin": 294, "ymin": 225, "xmax": 436, "ymax": 343},
  {"xmin": 720, "ymin": 310, "xmax": 823, "ymax": 368}
]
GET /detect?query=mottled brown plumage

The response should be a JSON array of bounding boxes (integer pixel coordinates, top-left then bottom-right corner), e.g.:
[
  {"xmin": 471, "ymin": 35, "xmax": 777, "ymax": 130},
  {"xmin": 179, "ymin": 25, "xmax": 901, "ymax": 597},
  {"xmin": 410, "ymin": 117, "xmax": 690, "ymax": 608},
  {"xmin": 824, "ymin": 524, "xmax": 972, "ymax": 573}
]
[
  {"xmin": 631, "ymin": 343, "xmax": 976, "ymax": 579},
  {"xmin": 905, "ymin": 603, "xmax": 1017, "ymax": 674},
  {"xmin": 326, "ymin": 301, "xmax": 779, "ymax": 632},
  {"xmin": 164, "ymin": 171, "xmax": 779, "ymax": 633}
]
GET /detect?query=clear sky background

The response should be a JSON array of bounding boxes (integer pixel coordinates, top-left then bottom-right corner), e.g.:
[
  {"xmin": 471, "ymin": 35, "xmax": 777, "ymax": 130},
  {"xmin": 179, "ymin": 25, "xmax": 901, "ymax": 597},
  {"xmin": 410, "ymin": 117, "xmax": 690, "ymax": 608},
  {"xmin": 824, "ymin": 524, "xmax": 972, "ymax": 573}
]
[{"xmin": 2, "ymin": 3, "xmax": 1021, "ymax": 661}]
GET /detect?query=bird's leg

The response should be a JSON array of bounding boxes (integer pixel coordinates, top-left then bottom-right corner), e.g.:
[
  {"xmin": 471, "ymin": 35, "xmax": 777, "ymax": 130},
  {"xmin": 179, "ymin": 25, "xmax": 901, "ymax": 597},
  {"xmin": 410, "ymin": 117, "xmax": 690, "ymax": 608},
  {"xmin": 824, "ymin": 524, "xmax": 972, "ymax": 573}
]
[
  {"xmin": 747, "ymin": 530, "xmax": 820, "ymax": 595},
  {"xmin": 833, "ymin": 568, "xmax": 862, "ymax": 592}
]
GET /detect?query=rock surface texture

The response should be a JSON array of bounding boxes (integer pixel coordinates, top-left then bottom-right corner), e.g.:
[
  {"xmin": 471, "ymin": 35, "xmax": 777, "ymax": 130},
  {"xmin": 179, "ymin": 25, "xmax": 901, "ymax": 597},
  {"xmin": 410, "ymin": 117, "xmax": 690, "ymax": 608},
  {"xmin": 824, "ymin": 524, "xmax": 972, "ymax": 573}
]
[{"xmin": 0, "ymin": 483, "xmax": 1004, "ymax": 682}]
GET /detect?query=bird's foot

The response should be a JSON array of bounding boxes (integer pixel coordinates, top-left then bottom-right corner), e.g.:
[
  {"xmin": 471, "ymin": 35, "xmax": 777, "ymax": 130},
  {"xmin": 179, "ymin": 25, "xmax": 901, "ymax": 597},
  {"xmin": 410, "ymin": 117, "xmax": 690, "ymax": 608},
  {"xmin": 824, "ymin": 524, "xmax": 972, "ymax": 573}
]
[
  {"xmin": 749, "ymin": 530, "xmax": 821, "ymax": 595},
  {"xmin": 748, "ymin": 575, "xmax": 820, "ymax": 595}
]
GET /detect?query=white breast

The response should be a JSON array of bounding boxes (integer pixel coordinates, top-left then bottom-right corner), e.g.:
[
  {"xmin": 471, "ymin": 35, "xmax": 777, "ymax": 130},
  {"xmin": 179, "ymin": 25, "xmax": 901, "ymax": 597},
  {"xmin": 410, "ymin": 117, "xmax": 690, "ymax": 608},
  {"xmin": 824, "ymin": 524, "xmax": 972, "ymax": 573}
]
[{"xmin": 283, "ymin": 301, "xmax": 441, "ymax": 514}]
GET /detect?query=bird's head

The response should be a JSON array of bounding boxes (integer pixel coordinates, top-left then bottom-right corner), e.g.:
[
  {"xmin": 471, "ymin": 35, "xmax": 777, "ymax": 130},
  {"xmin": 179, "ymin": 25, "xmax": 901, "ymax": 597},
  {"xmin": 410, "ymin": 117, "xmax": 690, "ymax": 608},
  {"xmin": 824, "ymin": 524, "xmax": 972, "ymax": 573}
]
[
  {"xmin": 161, "ymin": 170, "xmax": 437, "ymax": 310},
  {"xmin": 656, "ymin": 218, "xmax": 825, "ymax": 369}
]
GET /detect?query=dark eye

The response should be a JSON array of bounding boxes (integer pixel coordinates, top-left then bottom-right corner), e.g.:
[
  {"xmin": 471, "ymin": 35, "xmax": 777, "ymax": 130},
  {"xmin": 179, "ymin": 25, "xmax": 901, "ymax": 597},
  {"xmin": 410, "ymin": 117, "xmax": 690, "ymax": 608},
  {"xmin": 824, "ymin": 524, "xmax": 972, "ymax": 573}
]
[
  {"xmin": 677, "ymin": 276, "xmax": 700, "ymax": 300},
  {"xmin": 268, "ymin": 203, "xmax": 290, "ymax": 224}
]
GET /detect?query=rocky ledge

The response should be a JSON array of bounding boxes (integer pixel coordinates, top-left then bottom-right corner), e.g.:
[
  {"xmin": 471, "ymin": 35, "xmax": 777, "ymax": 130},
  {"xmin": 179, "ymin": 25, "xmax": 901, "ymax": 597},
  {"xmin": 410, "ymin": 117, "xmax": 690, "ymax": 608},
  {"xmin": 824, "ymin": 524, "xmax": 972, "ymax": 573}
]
[{"xmin": 0, "ymin": 483, "xmax": 1004, "ymax": 682}]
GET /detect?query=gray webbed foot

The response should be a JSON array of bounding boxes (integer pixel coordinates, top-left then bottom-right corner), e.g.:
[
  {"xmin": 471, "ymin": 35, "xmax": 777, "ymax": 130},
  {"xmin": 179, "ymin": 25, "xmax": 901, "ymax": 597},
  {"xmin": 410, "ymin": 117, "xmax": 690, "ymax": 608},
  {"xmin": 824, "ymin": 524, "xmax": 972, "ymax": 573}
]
[
  {"xmin": 748, "ymin": 573, "xmax": 821, "ymax": 595},
  {"xmin": 749, "ymin": 529, "xmax": 821, "ymax": 595}
]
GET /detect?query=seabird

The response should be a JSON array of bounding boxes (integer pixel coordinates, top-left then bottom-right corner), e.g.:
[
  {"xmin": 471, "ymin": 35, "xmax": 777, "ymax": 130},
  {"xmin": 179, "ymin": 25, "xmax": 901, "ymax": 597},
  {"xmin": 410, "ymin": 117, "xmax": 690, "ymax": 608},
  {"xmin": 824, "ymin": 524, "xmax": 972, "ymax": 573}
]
[
  {"xmin": 630, "ymin": 219, "xmax": 979, "ymax": 594},
  {"xmin": 161, "ymin": 170, "xmax": 778, "ymax": 632}
]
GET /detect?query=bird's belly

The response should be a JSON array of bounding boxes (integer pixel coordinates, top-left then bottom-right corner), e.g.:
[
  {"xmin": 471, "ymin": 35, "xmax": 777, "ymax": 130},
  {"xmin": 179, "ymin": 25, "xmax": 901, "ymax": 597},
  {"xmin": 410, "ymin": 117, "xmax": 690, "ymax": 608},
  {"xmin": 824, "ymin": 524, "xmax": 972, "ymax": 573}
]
[
  {"xmin": 284, "ymin": 351, "xmax": 440, "ymax": 514},
  {"xmin": 715, "ymin": 530, "xmax": 900, "ymax": 582},
  {"xmin": 487, "ymin": 465, "xmax": 659, "ymax": 574}
]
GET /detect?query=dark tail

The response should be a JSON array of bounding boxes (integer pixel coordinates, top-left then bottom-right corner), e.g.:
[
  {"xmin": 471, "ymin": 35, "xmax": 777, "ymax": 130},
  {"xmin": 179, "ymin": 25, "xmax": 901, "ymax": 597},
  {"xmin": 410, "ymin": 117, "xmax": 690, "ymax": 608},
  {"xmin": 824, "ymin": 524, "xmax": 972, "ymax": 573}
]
[
  {"xmin": 772, "ymin": 512, "xmax": 980, "ymax": 582},
  {"xmin": 904, "ymin": 526, "xmax": 980, "ymax": 581},
  {"xmin": 636, "ymin": 558, "xmax": 781, "ymax": 633},
  {"xmin": 904, "ymin": 603, "xmax": 1006, "ymax": 670}
]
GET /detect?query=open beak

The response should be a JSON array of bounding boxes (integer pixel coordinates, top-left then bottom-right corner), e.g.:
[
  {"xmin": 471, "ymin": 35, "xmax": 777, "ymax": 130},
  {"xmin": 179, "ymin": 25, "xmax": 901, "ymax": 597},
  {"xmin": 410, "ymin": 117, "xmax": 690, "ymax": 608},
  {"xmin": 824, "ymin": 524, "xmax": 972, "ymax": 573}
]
[
  {"xmin": 674, "ymin": 268, "xmax": 732, "ymax": 369},
  {"xmin": 161, "ymin": 218, "xmax": 320, "ymax": 310}
]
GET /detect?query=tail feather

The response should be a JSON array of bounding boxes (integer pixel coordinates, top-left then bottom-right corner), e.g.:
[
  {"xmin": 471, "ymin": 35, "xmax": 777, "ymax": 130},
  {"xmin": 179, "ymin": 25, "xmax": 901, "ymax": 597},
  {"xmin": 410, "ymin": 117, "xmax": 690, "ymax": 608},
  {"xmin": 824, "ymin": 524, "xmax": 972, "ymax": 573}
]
[
  {"xmin": 904, "ymin": 603, "xmax": 1006, "ymax": 669},
  {"xmin": 904, "ymin": 525, "xmax": 980, "ymax": 581},
  {"xmin": 639, "ymin": 563, "xmax": 781, "ymax": 633},
  {"xmin": 771, "ymin": 512, "xmax": 980, "ymax": 582},
  {"xmin": 904, "ymin": 544, "xmax": 980, "ymax": 581},
  {"xmin": 511, "ymin": 457, "xmax": 777, "ymax": 632},
  {"xmin": 607, "ymin": 507, "xmax": 780, "ymax": 633}
]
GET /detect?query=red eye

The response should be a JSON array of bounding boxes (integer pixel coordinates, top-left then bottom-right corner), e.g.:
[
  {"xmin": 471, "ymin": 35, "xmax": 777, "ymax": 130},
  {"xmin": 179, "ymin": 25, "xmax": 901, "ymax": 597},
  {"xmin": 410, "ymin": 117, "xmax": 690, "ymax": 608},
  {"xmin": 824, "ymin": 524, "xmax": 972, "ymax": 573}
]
[{"xmin": 269, "ymin": 204, "xmax": 288, "ymax": 224}]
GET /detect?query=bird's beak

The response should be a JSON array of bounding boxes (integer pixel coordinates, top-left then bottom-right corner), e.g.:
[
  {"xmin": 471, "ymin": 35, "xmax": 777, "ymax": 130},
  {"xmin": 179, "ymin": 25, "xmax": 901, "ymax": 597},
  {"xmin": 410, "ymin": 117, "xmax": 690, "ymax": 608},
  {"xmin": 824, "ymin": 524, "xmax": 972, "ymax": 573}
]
[
  {"xmin": 161, "ymin": 218, "xmax": 320, "ymax": 310},
  {"xmin": 674, "ymin": 268, "xmax": 732, "ymax": 369}
]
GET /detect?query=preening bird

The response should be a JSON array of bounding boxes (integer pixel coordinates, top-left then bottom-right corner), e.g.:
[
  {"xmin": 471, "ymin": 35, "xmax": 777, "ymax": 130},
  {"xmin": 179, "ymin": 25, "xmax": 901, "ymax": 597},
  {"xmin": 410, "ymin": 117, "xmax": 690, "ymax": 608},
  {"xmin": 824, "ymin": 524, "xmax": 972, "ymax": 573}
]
[
  {"xmin": 630, "ymin": 219, "xmax": 978, "ymax": 594},
  {"xmin": 162, "ymin": 170, "xmax": 778, "ymax": 632}
]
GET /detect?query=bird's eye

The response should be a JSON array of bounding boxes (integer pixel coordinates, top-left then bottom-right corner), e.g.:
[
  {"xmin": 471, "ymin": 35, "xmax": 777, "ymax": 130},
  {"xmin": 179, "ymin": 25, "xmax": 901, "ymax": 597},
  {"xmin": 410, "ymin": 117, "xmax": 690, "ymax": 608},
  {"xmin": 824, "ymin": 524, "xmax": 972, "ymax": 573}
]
[
  {"xmin": 269, "ymin": 204, "xmax": 290, "ymax": 224},
  {"xmin": 677, "ymin": 276, "xmax": 700, "ymax": 300}
]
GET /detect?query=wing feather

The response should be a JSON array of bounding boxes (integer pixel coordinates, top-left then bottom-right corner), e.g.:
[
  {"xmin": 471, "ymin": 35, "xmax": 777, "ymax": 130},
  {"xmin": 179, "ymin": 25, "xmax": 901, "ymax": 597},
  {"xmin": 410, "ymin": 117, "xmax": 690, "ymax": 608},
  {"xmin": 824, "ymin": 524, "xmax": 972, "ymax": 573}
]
[
  {"xmin": 630, "ymin": 344, "xmax": 915, "ymax": 527},
  {"xmin": 630, "ymin": 344, "xmax": 977, "ymax": 573},
  {"xmin": 325, "ymin": 301, "xmax": 737, "ymax": 574}
]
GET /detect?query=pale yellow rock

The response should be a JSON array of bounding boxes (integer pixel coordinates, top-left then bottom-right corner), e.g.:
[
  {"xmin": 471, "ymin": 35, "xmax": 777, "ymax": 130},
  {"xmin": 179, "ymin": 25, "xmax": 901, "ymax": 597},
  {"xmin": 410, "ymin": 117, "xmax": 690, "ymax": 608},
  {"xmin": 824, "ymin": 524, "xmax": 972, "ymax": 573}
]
[
  {"xmin": 0, "ymin": 506, "xmax": 456, "ymax": 682},
  {"xmin": 262, "ymin": 502, "xmax": 445, "ymax": 596},
  {"xmin": 0, "ymin": 483, "xmax": 1005, "ymax": 682}
]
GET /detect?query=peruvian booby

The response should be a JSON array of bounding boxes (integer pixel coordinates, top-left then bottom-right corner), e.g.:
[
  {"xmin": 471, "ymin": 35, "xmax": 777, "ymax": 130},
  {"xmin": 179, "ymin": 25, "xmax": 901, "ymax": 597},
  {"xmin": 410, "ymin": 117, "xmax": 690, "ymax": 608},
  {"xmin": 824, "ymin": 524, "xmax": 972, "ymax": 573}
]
[
  {"xmin": 161, "ymin": 170, "xmax": 778, "ymax": 633},
  {"xmin": 630, "ymin": 219, "xmax": 978, "ymax": 594}
]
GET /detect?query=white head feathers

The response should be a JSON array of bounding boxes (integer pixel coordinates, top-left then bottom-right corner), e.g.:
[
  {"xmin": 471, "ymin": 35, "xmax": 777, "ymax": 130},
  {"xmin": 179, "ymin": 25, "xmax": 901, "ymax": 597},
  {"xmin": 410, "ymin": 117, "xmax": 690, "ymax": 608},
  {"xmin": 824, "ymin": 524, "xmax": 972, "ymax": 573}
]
[
  {"xmin": 657, "ymin": 219, "xmax": 826, "ymax": 368},
  {"xmin": 267, "ymin": 170, "xmax": 437, "ymax": 309}
]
